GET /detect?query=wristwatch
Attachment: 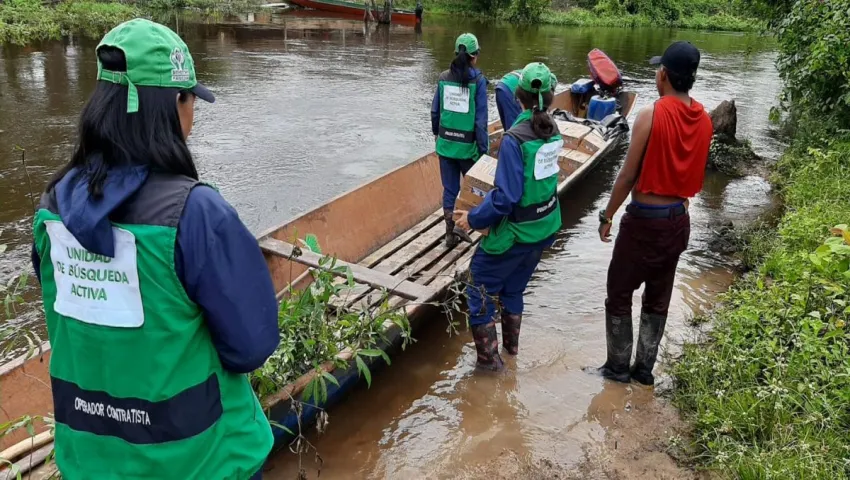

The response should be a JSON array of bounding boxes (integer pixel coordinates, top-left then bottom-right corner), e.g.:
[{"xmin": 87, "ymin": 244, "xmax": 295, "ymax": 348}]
[{"xmin": 598, "ymin": 210, "xmax": 612, "ymax": 225}]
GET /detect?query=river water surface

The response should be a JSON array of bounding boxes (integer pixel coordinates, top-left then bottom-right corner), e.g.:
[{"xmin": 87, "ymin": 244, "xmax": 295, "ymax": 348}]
[{"xmin": 0, "ymin": 10, "xmax": 782, "ymax": 478}]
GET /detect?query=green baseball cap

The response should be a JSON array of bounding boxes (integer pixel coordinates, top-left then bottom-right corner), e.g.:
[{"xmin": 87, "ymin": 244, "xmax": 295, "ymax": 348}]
[
  {"xmin": 96, "ymin": 18, "xmax": 215, "ymax": 114},
  {"xmin": 454, "ymin": 33, "xmax": 480, "ymax": 55},
  {"xmin": 519, "ymin": 62, "xmax": 553, "ymax": 110}
]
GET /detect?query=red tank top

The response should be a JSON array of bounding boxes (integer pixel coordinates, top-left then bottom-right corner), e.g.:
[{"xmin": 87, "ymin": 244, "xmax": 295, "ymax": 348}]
[{"xmin": 635, "ymin": 96, "xmax": 713, "ymax": 198}]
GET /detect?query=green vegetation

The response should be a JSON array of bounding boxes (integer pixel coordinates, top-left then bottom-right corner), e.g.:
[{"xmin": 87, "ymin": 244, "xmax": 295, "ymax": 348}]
[
  {"xmin": 0, "ymin": 0, "xmax": 263, "ymax": 46},
  {"xmin": 672, "ymin": 0, "xmax": 850, "ymax": 477},
  {"xmin": 0, "ymin": 0, "xmax": 137, "ymax": 46},
  {"xmin": 249, "ymin": 237, "xmax": 413, "ymax": 406},
  {"xmin": 397, "ymin": 0, "xmax": 762, "ymax": 31}
]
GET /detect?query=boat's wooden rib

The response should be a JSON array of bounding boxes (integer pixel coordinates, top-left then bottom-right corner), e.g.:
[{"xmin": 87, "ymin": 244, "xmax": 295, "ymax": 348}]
[
  {"xmin": 351, "ymin": 229, "xmax": 480, "ymax": 313},
  {"xmin": 260, "ymin": 237, "xmax": 433, "ymax": 300},
  {"xmin": 330, "ymin": 219, "xmax": 447, "ymax": 308},
  {"xmin": 359, "ymin": 211, "xmax": 444, "ymax": 268},
  {"xmin": 382, "ymin": 232, "xmax": 482, "ymax": 312}
]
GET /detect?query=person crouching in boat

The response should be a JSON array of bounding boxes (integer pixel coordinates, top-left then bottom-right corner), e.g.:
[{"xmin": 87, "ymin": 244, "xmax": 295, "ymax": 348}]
[
  {"xmin": 588, "ymin": 41, "xmax": 713, "ymax": 386},
  {"xmin": 30, "ymin": 19, "xmax": 279, "ymax": 480},
  {"xmin": 431, "ymin": 33, "xmax": 488, "ymax": 248},
  {"xmin": 495, "ymin": 69, "xmax": 558, "ymax": 131},
  {"xmin": 455, "ymin": 63, "xmax": 563, "ymax": 371}
]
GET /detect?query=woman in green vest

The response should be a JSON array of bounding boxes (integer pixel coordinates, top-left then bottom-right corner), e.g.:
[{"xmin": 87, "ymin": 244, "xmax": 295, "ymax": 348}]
[
  {"xmin": 496, "ymin": 69, "xmax": 558, "ymax": 130},
  {"xmin": 455, "ymin": 63, "xmax": 563, "ymax": 371},
  {"xmin": 430, "ymin": 32, "xmax": 489, "ymax": 248},
  {"xmin": 30, "ymin": 19, "xmax": 277, "ymax": 479}
]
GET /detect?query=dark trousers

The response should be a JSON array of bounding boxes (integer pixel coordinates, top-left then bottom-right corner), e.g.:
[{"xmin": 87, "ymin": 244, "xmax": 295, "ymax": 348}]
[
  {"xmin": 467, "ymin": 245, "xmax": 545, "ymax": 326},
  {"xmin": 440, "ymin": 156, "xmax": 475, "ymax": 211},
  {"xmin": 250, "ymin": 470, "xmax": 262, "ymax": 480},
  {"xmin": 605, "ymin": 207, "xmax": 690, "ymax": 318}
]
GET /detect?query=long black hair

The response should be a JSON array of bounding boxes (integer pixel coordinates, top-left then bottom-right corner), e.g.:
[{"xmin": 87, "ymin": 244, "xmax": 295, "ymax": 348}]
[
  {"xmin": 47, "ymin": 46, "xmax": 198, "ymax": 197},
  {"xmin": 450, "ymin": 44, "xmax": 476, "ymax": 90},
  {"xmin": 516, "ymin": 85, "xmax": 557, "ymax": 139}
]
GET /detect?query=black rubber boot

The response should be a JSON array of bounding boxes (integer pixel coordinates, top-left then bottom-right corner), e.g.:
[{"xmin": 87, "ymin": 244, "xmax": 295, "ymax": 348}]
[
  {"xmin": 443, "ymin": 209, "xmax": 459, "ymax": 248},
  {"xmin": 583, "ymin": 313, "xmax": 632, "ymax": 383},
  {"xmin": 471, "ymin": 321, "xmax": 504, "ymax": 371},
  {"xmin": 631, "ymin": 312, "xmax": 667, "ymax": 386},
  {"xmin": 501, "ymin": 313, "xmax": 522, "ymax": 355}
]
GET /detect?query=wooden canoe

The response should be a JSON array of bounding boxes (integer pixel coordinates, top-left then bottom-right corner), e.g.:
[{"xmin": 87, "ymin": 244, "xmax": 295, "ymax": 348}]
[
  {"xmin": 288, "ymin": 0, "xmax": 420, "ymax": 24},
  {"xmin": 257, "ymin": 86, "xmax": 638, "ymax": 439},
  {"xmin": 0, "ymin": 85, "xmax": 637, "ymax": 459}
]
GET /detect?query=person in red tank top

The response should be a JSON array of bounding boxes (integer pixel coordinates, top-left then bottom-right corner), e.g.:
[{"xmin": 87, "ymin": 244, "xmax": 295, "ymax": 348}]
[{"xmin": 584, "ymin": 42, "xmax": 714, "ymax": 386}]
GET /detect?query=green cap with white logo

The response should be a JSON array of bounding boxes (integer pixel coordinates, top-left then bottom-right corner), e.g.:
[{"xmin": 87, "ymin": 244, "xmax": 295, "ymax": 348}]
[
  {"xmin": 454, "ymin": 33, "xmax": 480, "ymax": 55},
  {"xmin": 96, "ymin": 18, "xmax": 215, "ymax": 114},
  {"xmin": 519, "ymin": 62, "xmax": 553, "ymax": 111}
]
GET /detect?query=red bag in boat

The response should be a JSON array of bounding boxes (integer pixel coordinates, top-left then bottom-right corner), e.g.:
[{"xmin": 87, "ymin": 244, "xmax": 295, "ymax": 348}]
[{"xmin": 587, "ymin": 49, "xmax": 622, "ymax": 93}]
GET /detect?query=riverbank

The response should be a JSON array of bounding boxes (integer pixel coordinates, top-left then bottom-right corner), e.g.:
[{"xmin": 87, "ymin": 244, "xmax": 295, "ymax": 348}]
[
  {"xmin": 672, "ymin": 130, "xmax": 850, "ymax": 477},
  {"xmin": 396, "ymin": 0, "xmax": 762, "ymax": 32},
  {"xmin": 0, "ymin": 0, "xmax": 261, "ymax": 46},
  {"xmin": 0, "ymin": 0, "xmax": 137, "ymax": 45},
  {"xmin": 670, "ymin": 0, "xmax": 850, "ymax": 475}
]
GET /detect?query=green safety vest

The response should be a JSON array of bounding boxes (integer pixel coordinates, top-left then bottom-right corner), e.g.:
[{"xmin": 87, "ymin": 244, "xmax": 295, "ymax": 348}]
[
  {"xmin": 436, "ymin": 69, "xmax": 480, "ymax": 160},
  {"xmin": 480, "ymin": 110, "xmax": 563, "ymax": 255},
  {"xmin": 32, "ymin": 173, "xmax": 272, "ymax": 480},
  {"xmin": 499, "ymin": 70, "xmax": 522, "ymax": 95}
]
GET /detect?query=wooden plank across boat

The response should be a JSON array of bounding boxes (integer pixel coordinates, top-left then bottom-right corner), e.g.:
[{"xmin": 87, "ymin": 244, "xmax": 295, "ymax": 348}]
[{"xmin": 0, "ymin": 84, "xmax": 636, "ymax": 458}]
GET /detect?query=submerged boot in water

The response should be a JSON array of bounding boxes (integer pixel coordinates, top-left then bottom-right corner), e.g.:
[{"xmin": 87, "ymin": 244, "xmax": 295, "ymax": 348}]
[
  {"xmin": 501, "ymin": 313, "xmax": 522, "ymax": 355},
  {"xmin": 443, "ymin": 209, "xmax": 459, "ymax": 248},
  {"xmin": 631, "ymin": 312, "xmax": 667, "ymax": 386},
  {"xmin": 583, "ymin": 313, "xmax": 632, "ymax": 383},
  {"xmin": 471, "ymin": 321, "xmax": 504, "ymax": 371}
]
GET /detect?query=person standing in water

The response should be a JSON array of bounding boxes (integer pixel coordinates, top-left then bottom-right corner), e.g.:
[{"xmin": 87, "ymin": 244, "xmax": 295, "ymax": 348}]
[
  {"xmin": 589, "ymin": 41, "xmax": 713, "ymax": 385},
  {"xmin": 431, "ymin": 33, "xmax": 488, "ymax": 248},
  {"xmin": 31, "ymin": 19, "xmax": 278, "ymax": 479},
  {"xmin": 455, "ymin": 63, "xmax": 563, "ymax": 371},
  {"xmin": 495, "ymin": 69, "xmax": 557, "ymax": 130}
]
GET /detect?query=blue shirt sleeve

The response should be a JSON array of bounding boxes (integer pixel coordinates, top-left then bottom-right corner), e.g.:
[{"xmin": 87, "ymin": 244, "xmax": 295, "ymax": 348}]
[
  {"xmin": 468, "ymin": 134, "xmax": 525, "ymax": 230},
  {"xmin": 495, "ymin": 84, "xmax": 522, "ymax": 131},
  {"xmin": 474, "ymin": 74, "xmax": 489, "ymax": 156},
  {"xmin": 175, "ymin": 186, "xmax": 280, "ymax": 374},
  {"xmin": 431, "ymin": 85, "xmax": 441, "ymax": 136}
]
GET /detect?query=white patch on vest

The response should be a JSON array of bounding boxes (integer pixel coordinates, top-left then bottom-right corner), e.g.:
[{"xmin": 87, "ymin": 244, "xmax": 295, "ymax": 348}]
[
  {"xmin": 534, "ymin": 139, "xmax": 563, "ymax": 180},
  {"xmin": 46, "ymin": 221, "xmax": 144, "ymax": 328},
  {"xmin": 74, "ymin": 397, "xmax": 152, "ymax": 425},
  {"xmin": 443, "ymin": 85, "xmax": 470, "ymax": 114}
]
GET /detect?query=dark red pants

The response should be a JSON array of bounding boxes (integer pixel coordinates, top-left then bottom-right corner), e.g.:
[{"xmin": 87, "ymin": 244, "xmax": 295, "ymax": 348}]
[{"xmin": 605, "ymin": 207, "xmax": 690, "ymax": 318}]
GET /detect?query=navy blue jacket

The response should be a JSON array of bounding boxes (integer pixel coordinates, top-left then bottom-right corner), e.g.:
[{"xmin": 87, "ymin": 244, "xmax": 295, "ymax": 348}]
[
  {"xmin": 431, "ymin": 67, "xmax": 489, "ymax": 157},
  {"xmin": 495, "ymin": 82, "xmax": 522, "ymax": 130},
  {"xmin": 32, "ymin": 167, "xmax": 280, "ymax": 374}
]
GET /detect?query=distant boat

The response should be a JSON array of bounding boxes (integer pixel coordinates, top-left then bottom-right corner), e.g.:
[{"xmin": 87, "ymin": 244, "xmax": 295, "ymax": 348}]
[
  {"xmin": 261, "ymin": 2, "xmax": 292, "ymax": 8},
  {"xmin": 288, "ymin": 0, "xmax": 419, "ymax": 24}
]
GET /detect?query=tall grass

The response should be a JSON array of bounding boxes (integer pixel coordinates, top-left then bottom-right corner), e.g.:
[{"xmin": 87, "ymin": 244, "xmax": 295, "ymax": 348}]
[{"xmin": 672, "ymin": 134, "xmax": 850, "ymax": 477}]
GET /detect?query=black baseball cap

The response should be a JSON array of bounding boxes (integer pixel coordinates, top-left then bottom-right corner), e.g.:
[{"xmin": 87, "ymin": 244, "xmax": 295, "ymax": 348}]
[{"xmin": 649, "ymin": 41, "xmax": 700, "ymax": 77}]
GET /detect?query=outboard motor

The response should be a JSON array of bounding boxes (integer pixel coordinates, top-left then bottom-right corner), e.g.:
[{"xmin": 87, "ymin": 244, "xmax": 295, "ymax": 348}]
[{"xmin": 587, "ymin": 48, "xmax": 623, "ymax": 95}]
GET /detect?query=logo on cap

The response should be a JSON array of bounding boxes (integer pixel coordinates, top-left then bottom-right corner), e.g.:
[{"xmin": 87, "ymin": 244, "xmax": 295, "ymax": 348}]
[{"xmin": 170, "ymin": 47, "xmax": 190, "ymax": 82}]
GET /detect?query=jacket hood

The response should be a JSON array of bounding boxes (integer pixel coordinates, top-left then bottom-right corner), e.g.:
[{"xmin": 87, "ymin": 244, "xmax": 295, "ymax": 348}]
[{"xmin": 55, "ymin": 159, "xmax": 149, "ymax": 257}]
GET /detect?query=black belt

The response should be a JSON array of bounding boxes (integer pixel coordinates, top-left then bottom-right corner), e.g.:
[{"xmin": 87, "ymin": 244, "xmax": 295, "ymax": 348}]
[{"xmin": 625, "ymin": 203, "xmax": 687, "ymax": 218}]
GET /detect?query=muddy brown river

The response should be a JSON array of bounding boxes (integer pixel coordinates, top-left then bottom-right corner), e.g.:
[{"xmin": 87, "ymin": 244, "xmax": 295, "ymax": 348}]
[{"xmin": 0, "ymin": 10, "xmax": 782, "ymax": 478}]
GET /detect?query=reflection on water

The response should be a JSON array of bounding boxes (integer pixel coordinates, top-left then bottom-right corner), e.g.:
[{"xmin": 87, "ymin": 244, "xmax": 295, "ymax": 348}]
[{"xmin": 1, "ymin": 9, "xmax": 781, "ymax": 475}]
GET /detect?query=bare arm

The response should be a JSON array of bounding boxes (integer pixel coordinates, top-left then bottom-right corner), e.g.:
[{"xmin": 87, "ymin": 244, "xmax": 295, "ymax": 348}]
[{"xmin": 602, "ymin": 105, "xmax": 654, "ymax": 219}]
